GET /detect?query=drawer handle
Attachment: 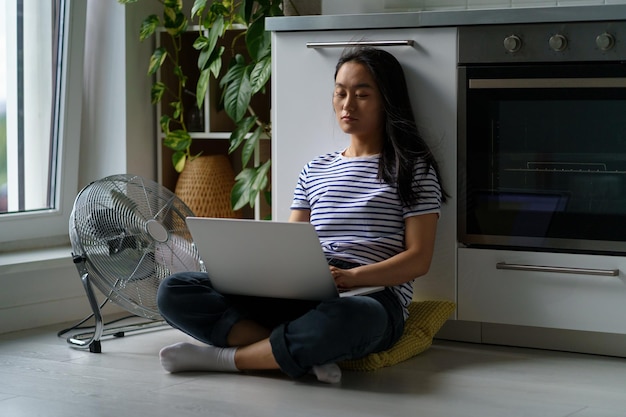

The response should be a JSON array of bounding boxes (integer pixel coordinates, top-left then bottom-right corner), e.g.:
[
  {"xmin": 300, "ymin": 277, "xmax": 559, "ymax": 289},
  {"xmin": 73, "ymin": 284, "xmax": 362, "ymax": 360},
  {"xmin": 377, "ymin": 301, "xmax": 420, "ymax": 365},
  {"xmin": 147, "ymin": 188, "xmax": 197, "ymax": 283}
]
[
  {"xmin": 306, "ymin": 40, "xmax": 414, "ymax": 48},
  {"xmin": 496, "ymin": 262, "xmax": 619, "ymax": 277}
]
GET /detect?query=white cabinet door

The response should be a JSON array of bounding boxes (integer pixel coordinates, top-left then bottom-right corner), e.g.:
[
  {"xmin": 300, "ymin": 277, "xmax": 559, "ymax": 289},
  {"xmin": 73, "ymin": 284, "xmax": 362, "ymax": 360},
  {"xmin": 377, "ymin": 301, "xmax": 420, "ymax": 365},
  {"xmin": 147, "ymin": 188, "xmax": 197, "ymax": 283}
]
[
  {"xmin": 271, "ymin": 28, "xmax": 457, "ymax": 302},
  {"xmin": 458, "ymin": 247, "xmax": 626, "ymax": 333}
]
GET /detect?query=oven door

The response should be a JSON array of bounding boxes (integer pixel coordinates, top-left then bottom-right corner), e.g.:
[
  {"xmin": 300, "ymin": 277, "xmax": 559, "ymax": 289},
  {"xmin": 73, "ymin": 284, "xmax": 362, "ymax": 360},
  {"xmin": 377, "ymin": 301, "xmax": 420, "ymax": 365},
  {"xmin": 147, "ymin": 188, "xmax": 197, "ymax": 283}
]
[{"xmin": 458, "ymin": 63, "xmax": 626, "ymax": 254}]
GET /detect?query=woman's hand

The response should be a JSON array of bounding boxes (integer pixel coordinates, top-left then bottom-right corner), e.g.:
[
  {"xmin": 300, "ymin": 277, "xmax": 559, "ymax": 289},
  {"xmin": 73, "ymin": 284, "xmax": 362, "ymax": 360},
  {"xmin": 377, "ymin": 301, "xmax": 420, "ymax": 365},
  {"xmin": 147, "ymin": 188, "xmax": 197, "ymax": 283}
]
[{"xmin": 330, "ymin": 265, "xmax": 359, "ymax": 289}]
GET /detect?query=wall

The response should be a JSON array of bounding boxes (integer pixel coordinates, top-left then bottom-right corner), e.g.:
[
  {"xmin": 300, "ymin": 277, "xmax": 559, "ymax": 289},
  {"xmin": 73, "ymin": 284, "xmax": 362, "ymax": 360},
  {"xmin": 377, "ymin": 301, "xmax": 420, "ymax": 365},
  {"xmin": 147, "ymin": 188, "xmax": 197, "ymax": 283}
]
[
  {"xmin": 0, "ymin": 1, "xmax": 157, "ymax": 335},
  {"xmin": 80, "ymin": 0, "xmax": 156, "ymax": 186}
]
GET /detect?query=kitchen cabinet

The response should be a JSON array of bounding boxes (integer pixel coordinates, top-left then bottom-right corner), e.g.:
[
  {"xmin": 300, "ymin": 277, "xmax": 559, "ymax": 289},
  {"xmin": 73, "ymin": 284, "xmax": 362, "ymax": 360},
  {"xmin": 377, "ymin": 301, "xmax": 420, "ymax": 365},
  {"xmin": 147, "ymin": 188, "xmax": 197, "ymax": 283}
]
[
  {"xmin": 271, "ymin": 27, "xmax": 458, "ymax": 302},
  {"xmin": 458, "ymin": 247, "xmax": 626, "ymax": 334}
]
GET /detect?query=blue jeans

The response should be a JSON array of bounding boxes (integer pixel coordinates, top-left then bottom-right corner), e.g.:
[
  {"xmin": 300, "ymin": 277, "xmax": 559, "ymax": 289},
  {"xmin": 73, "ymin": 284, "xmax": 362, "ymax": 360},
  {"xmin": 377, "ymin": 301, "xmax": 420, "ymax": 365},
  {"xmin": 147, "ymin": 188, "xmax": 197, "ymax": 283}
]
[{"xmin": 156, "ymin": 262, "xmax": 404, "ymax": 378}]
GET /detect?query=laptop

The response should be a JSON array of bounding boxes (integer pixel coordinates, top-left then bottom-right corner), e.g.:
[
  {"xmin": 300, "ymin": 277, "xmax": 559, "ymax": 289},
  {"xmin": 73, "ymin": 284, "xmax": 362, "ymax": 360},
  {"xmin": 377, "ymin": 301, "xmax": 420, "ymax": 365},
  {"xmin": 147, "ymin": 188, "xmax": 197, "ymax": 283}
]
[{"xmin": 185, "ymin": 217, "xmax": 384, "ymax": 301}]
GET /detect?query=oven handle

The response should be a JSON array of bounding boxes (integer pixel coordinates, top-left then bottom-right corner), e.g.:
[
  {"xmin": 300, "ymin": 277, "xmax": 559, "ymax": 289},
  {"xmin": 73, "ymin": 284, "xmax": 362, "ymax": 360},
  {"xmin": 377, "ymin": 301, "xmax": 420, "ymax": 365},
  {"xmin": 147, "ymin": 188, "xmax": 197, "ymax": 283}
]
[
  {"xmin": 306, "ymin": 40, "xmax": 414, "ymax": 48},
  {"xmin": 496, "ymin": 262, "xmax": 619, "ymax": 277},
  {"xmin": 470, "ymin": 78, "xmax": 626, "ymax": 89}
]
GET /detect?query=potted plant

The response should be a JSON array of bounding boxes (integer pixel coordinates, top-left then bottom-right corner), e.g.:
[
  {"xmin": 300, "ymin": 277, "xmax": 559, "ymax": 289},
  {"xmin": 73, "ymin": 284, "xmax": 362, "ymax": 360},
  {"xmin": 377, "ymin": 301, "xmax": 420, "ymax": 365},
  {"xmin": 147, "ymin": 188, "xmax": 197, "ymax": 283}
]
[{"xmin": 119, "ymin": 0, "xmax": 283, "ymax": 212}]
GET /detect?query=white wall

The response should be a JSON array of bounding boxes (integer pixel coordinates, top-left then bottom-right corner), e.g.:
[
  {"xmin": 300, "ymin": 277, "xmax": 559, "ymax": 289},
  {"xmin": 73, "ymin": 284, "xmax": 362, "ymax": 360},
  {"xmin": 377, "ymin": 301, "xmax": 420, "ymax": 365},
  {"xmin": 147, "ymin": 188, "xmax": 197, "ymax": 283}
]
[
  {"xmin": 0, "ymin": 0, "xmax": 158, "ymax": 335},
  {"xmin": 80, "ymin": 0, "xmax": 157, "ymax": 187}
]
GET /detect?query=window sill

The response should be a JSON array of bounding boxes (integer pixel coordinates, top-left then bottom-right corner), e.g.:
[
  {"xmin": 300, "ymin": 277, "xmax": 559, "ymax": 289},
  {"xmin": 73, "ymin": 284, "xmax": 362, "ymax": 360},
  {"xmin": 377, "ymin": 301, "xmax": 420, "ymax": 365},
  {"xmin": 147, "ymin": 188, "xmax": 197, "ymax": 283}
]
[{"xmin": 0, "ymin": 246, "xmax": 73, "ymax": 275}]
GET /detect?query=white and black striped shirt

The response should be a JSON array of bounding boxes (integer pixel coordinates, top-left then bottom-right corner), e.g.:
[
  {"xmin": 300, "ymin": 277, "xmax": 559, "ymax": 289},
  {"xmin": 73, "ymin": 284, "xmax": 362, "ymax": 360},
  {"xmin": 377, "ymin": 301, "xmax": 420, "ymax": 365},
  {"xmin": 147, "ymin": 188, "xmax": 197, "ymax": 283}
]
[{"xmin": 291, "ymin": 150, "xmax": 442, "ymax": 319}]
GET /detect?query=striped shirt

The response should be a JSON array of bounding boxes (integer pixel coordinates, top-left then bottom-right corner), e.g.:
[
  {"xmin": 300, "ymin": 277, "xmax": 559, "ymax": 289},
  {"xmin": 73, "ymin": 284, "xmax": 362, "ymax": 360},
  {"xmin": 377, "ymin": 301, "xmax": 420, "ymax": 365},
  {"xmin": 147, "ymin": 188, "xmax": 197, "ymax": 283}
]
[{"xmin": 290, "ymin": 150, "xmax": 442, "ymax": 319}]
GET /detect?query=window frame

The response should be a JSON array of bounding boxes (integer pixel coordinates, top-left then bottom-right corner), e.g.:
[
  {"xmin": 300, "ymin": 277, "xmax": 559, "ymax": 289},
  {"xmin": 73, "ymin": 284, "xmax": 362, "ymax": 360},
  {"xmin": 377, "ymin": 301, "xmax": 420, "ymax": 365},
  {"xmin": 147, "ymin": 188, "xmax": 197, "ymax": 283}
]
[{"xmin": 0, "ymin": 0, "xmax": 86, "ymax": 250}]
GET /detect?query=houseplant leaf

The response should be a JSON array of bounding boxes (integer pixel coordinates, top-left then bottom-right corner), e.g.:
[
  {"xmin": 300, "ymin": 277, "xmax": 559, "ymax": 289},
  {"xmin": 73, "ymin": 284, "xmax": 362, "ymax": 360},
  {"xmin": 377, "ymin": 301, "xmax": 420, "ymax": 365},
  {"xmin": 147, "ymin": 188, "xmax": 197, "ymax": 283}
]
[
  {"xmin": 196, "ymin": 15, "xmax": 223, "ymax": 70},
  {"xmin": 196, "ymin": 46, "xmax": 224, "ymax": 109},
  {"xmin": 241, "ymin": 125, "xmax": 263, "ymax": 167},
  {"xmin": 151, "ymin": 82, "xmax": 166, "ymax": 104},
  {"xmin": 249, "ymin": 56, "xmax": 271, "ymax": 95},
  {"xmin": 172, "ymin": 151, "xmax": 187, "ymax": 173},
  {"xmin": 228, "ymin": 116, "xmax": 257, "ymax": 154},
  {"xmin": 163, "ymin": 1, "xmax": 187, "ymax": 36},
  {"xmin": 231, "ymin": 160, "xmax": 271, "ymax": 210},
  {"xmin": 221, "ymin": 56, "xmax": 252, "ymax": 123},
  {"xmin": 246, "ymin": 18, "xmax": 271, "ymax": 62},
  {"xmin": 139, "ymin": 15, "xmax": 160, "ymax": 41},
  {"xmin": 164, "ymin": 129, "xmax": 192, "ymax": 152},
  {"xmin": 148, "ymin": 47, "xmax": 167, "ymax": 75},
  {"xmin": 191, "ymin": 0, "xmax": 208, "ymax": 17}
]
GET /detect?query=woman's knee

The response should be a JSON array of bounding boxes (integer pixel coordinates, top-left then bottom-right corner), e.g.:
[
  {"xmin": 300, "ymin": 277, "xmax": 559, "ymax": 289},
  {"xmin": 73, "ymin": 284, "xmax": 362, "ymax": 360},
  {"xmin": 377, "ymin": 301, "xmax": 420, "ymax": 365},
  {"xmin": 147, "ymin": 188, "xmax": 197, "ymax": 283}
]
[
  {"xmin": 156, "ymin": 271, "xmax": 209, "ymax": 316},
  {"xmin": 306, "ymin": 297, "xmax": 389, "ymax": 344}
]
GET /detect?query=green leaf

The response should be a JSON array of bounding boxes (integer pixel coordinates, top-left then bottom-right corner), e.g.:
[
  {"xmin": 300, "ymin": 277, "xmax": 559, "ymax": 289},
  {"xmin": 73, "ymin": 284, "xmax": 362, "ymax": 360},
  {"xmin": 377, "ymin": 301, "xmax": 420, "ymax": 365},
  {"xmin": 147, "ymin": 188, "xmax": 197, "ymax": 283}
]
[
  {"xmin": 231, "ymin": 160, "xmax": 271, "ymax": 210},
  {"xmin": 242, "ymin": 0, "xmax": 254, "ymax": 22},
  {"xmin": 148, "ymin": 47, "xmax": 167, "ymax": 75},
  {"xmin": 246, "ymin": 19, "xmax": 271, "ymax": 62},
  {"xmin": 231, "ymin": 168, "xmax": 256, "ymax": 210},
  {"xmin": 193, "ymin": 35, "xmax": 209, "ymax": 50},
  {"xmin": 163, "ymin": 7, "xmax": 187, "ymax": 36},
  {"xmin": 197, "ymin": 35, "xmax": 221, "ymax": 71},
  {"xmin": 221, "ymin": 58, "xmax": 252, "ymax": 122},
  {"xmin": 170, "ymin": 101, "xmax": 182, "ymax": 119},
  {"xmin": 164, "ymin": 130, "xmax": 192, "ymax": 152},
  {"xmin": 252, "ymin": 160, "xmax": 271, "ymax": 191},
  {"xmin": 209, "ymin": 2, "xmax": 229, "ymax": 17},
  {"xmin": 219, "ymin": 55, "xmax": 246, "ymax": 87},
  {"xmin": 160, "ymin": 115, "xmax": 172, "ymax": 134},
  {"xmin": 209, "ymin": 46, "xmax": 224, "ymax": 78},
  {"xmin": 196, "ymin": 68, "xmax": 211, "ymax": 109},
  {"xmin": 191, "ymin": 0, "xmax": 208, "ymax": 17},
  {"xmin": 172, "ymin": 151, "xmax": 187, "ymax": 173},
  {"xmin": 208, "ymin": 14, "xmax": 224, "ymax": 50},
  {"xmin": 139, "ymin": 15, "xmax": 159, "ymax": 41},
  {"xmin": 151, "ymin": 82, "xmax": 166, "ymax": 104},
  {"xmin": 229, "ymin": 116, "xmax": 257, "ymax": 154},
  {"xmin": 249, "ymin": 56, "xmax": 271, "ymax": 95},
  {"xmin": 164, "ymin": 0, "xmax": 183, "ymax": 10},
  {"xmin": 241, "ymin": 125, "xmax": 263, "ymax": 167},
  {"xmin": 197, "ymin": 46, "xmax": 224, "ymax": 108},
  {"xmin": 172, "ymin": 65, "xmax": 187, "ymax": 88}
]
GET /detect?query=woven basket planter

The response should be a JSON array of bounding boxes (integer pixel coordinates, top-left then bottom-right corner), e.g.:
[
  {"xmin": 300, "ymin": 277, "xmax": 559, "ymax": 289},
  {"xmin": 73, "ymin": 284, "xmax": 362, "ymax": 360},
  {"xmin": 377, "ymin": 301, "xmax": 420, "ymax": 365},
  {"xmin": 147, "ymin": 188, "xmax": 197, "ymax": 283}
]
[{"xmin": 175, "ymin": 155, "xmax": 240, "ymax": 218}]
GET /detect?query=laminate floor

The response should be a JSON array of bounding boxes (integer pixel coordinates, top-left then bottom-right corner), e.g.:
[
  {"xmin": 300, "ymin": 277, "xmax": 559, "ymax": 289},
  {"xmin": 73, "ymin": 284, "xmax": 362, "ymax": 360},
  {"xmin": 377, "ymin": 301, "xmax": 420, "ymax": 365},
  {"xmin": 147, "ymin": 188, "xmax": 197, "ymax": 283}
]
[{"xmin": 1, "ymin": 319, "xmax": 625, "ymax": 417}]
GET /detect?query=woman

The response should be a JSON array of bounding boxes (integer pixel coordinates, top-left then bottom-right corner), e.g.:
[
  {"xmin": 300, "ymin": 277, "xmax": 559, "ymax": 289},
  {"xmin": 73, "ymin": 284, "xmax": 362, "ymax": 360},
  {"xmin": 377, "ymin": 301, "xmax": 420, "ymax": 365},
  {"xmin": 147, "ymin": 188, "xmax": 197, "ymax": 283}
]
[{"xmin": 156, "ymin": 47, "xmax": 447, "ymax": 383}]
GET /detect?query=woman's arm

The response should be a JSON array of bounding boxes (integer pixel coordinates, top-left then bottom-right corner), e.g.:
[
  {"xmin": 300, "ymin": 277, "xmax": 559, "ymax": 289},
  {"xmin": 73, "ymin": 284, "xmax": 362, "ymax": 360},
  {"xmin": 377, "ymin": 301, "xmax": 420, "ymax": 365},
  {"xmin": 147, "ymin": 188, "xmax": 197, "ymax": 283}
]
[
  {"xmin": 330, "ymin": 213, "xmax": 439, "ymax": 289},
  {"xmin": 288, "ymin": 209, "xmax": 311, "ymax": 223}
]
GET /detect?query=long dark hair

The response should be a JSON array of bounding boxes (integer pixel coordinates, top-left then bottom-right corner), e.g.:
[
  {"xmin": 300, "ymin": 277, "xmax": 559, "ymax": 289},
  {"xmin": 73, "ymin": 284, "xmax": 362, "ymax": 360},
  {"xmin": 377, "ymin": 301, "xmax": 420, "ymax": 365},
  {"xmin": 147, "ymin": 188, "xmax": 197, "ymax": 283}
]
[{"xmin": 335, "ymin": 47, "xmax": 448, "ymax": 206}]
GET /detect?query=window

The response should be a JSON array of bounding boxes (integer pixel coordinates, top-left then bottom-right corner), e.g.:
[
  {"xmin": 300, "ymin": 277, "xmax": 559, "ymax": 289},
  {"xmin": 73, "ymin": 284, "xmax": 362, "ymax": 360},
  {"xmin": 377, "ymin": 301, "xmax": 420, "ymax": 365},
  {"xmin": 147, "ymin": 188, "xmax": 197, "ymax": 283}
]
[{"xmin": 0, "ymin": 0, "xmax": 85, "ymax": 249}]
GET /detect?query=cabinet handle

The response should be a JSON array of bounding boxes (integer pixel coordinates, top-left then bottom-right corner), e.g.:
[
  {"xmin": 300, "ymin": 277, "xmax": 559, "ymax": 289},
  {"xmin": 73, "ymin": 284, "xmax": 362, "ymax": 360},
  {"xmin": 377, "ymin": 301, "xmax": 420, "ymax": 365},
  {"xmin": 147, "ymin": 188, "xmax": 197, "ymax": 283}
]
[
  {"xmin": 306, "ymin": 40, "xmax": 414, "ymax": 48},
  {"xmin": 496, "ymin": 262, "xmax": 619, "ymax": 277},
  {"xmin": 470, "ymin": 78, "xmax": 626, "ymax": 89}
]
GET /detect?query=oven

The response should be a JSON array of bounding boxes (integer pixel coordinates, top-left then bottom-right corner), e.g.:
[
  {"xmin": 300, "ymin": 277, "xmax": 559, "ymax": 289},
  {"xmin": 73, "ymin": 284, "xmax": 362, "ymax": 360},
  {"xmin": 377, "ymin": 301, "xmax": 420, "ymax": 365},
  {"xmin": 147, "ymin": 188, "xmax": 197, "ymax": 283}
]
[{"xmin": 458, "ymin": 21, "xmax": 626, "ymax": 255}]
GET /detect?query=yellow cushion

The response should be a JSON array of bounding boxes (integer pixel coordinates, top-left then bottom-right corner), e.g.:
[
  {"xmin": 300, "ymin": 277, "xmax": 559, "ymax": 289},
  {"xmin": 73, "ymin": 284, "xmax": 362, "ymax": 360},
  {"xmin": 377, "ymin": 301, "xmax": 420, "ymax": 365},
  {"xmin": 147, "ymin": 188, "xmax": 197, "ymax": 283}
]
[{"xmin": 339, "ymin": 300, "xmax": 456, "ymax": 371}]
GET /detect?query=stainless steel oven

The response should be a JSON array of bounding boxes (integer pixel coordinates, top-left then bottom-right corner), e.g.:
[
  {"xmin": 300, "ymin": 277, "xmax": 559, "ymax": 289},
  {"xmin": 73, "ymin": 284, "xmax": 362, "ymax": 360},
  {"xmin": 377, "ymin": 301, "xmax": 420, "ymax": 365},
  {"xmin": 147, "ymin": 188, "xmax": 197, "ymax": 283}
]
[{"xmin": 458, "ymin": 21, "xmax": 626, "ymax": 254}]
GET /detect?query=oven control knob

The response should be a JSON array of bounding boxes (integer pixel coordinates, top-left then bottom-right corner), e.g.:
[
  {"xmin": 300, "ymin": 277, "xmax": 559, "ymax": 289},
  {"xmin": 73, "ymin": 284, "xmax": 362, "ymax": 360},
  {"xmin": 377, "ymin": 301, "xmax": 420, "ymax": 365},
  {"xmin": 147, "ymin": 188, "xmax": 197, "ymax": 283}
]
[
  {"xmin": 549, "ymin": 34, "xmax": 568, "ymax": 52},
  {"xmin": 503, "ymin": 35, "xmax": 522, "ymax": 53},
  {"xmin": 596, "ymin": 32, "xmax": 615, "ymax": 51}
]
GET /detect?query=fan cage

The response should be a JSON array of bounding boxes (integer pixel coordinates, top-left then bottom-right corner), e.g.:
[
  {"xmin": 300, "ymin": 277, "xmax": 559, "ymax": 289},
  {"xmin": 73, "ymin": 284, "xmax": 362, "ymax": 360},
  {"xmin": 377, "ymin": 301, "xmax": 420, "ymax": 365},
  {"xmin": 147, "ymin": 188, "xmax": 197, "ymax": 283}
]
[{"xmin": 69, "ymin": 174, "xmax": 204, "ymax": 320}]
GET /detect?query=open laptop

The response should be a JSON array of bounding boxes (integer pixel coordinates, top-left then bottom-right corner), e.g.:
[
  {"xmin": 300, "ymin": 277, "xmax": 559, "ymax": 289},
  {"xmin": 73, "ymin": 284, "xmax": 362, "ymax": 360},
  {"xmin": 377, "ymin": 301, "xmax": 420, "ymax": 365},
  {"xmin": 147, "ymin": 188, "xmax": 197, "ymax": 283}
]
[{"xmin": 185, "ymin": 217, "xmax": 384, "ymax": 301}]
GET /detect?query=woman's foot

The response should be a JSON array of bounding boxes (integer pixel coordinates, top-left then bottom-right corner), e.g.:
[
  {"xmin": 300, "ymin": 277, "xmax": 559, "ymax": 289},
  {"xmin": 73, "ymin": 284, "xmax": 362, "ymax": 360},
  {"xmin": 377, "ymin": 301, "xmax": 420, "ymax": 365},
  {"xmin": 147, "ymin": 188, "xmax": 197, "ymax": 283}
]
[
  {"xmin": 311, "ymin": 363, "xmax": 342, "ymax": 384},
  {"xmin": 159, "ymin": 342, "xmax": 238, "ymax": 373}
]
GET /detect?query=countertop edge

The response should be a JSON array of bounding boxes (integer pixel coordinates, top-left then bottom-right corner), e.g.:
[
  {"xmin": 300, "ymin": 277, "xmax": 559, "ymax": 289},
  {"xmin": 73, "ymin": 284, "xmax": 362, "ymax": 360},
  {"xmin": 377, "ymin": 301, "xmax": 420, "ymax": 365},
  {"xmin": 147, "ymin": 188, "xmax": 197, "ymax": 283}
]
[{"xmin": 267, "ymin": 5, "xmax": 626, "ymax": 32}]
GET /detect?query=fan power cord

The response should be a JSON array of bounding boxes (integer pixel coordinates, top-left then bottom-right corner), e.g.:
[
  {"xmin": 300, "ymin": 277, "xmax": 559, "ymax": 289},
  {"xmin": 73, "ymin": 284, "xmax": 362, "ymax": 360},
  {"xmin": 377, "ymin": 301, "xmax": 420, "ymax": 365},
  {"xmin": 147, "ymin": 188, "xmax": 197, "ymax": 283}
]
[{"xmin": 56, "ymin": 300, "xmax": 135, "ymax": 339}]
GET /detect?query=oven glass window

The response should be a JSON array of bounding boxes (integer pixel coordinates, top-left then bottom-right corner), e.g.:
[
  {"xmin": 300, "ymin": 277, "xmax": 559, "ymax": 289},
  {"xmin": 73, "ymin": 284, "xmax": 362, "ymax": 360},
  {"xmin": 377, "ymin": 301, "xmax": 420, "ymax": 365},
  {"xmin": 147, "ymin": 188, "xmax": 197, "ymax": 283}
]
[{"xmin": 463, "ymin": 65, "xmax": 626, "ymax": 250}]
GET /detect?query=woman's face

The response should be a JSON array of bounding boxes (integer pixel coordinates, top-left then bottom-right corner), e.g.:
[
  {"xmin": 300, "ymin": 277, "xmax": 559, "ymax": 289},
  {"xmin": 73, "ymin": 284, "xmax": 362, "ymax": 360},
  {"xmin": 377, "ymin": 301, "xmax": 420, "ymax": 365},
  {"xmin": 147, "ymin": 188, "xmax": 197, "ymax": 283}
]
[{"xmin": 333, "ymin": 61, "xmax": 384, "ymax": 140}]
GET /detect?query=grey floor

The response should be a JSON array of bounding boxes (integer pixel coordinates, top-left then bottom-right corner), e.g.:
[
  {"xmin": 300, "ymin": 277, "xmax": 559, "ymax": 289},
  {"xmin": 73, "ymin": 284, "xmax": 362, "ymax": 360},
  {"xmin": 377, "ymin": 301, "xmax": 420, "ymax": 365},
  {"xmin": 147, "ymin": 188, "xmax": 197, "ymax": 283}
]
[{"xmin": 1, "ymin": 318, "xmax": 626, "ymax": 417}]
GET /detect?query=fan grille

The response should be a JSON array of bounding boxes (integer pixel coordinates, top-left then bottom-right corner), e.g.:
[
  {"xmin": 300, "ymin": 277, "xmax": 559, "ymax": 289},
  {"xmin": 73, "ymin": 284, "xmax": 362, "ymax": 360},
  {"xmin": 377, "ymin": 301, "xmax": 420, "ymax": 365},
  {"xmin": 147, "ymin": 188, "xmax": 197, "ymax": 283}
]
[{"xmin": 69, "ymin": 174, "xmax": 204, "ymax": 319}]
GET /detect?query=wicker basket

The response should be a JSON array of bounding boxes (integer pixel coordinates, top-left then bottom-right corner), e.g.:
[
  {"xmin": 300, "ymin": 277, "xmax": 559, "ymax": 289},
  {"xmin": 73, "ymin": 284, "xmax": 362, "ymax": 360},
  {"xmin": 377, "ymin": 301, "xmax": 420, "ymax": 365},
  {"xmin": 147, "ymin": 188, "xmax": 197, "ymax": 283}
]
[{"xmin": 175, "ymin": 155, "xmax": 240, "ymax": 218}]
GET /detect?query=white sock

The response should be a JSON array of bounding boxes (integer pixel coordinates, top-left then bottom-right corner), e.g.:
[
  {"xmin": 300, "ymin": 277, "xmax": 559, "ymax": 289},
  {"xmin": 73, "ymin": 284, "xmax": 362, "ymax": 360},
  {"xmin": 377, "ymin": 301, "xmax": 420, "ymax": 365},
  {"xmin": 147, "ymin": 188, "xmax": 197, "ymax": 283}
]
[
  {"xmin": 311, "ymin": 363, "xmax": 342, "ymax": 384},
  {"xmin": 159, "ymin": 342, "xmax": 239, "ymax": 373}
]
